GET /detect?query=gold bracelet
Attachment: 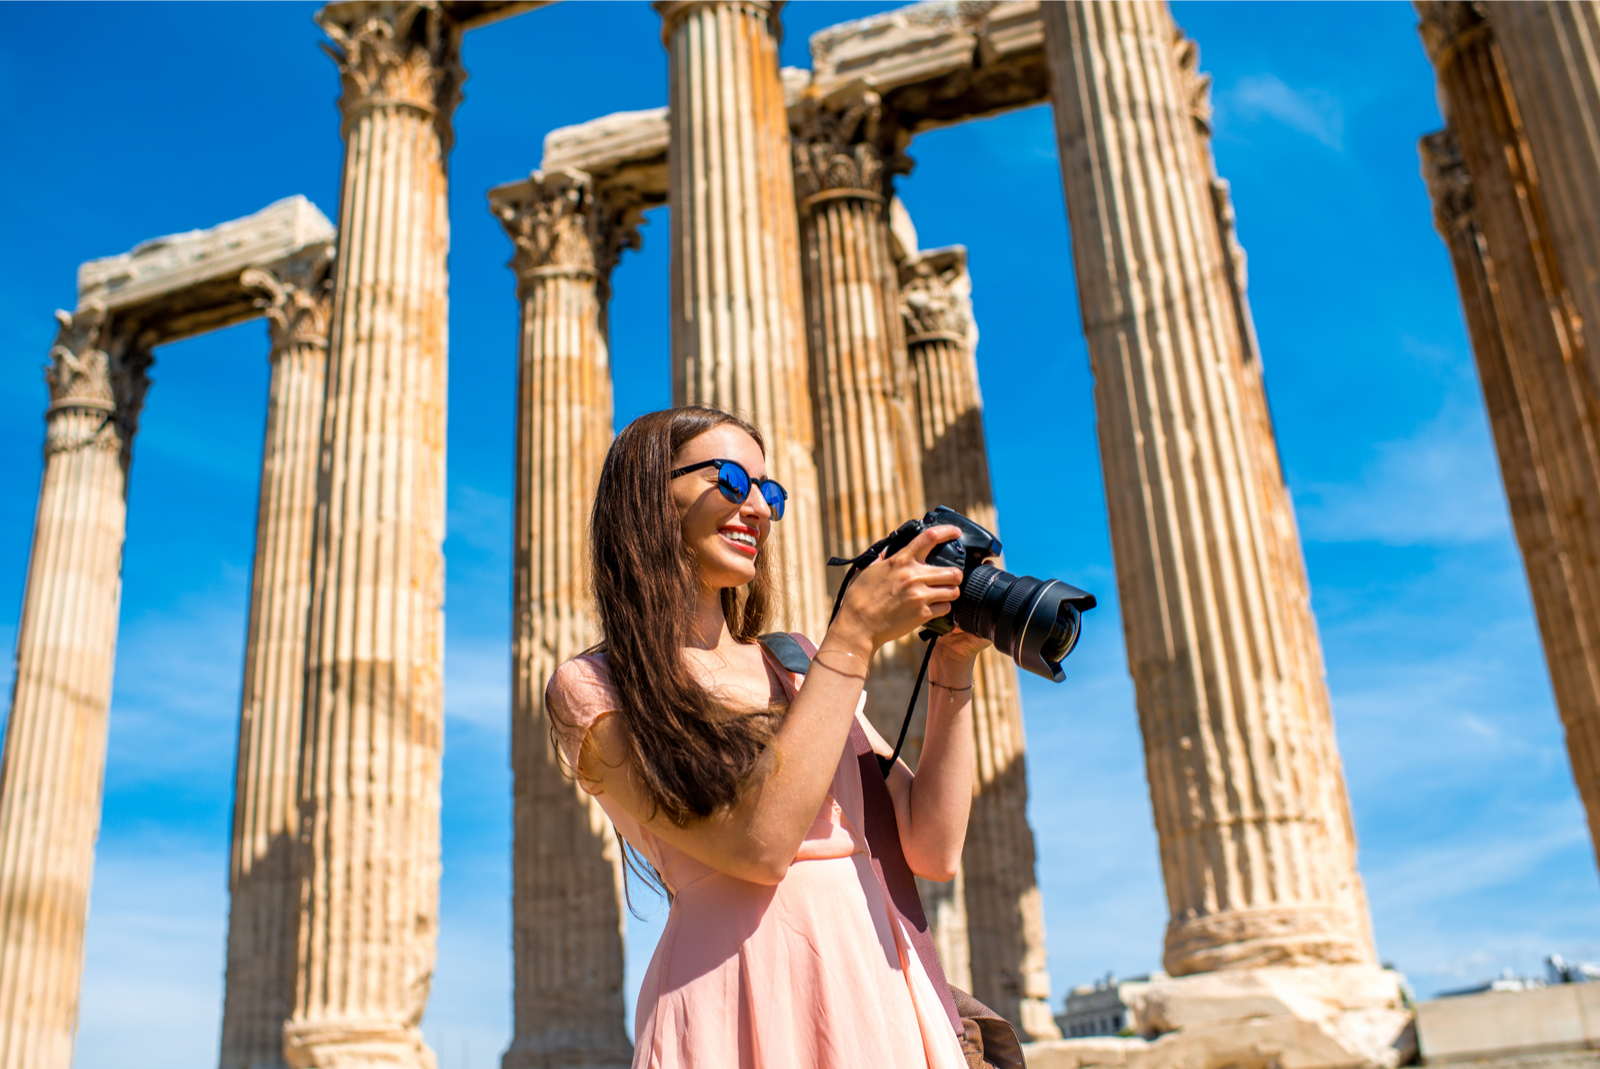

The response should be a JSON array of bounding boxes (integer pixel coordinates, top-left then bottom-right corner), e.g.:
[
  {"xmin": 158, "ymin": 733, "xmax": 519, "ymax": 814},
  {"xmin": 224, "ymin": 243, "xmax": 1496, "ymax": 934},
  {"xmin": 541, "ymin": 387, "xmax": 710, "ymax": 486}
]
[{"xmin": 812, "ymin": 650, "xmax": 869, "ymax": 681}]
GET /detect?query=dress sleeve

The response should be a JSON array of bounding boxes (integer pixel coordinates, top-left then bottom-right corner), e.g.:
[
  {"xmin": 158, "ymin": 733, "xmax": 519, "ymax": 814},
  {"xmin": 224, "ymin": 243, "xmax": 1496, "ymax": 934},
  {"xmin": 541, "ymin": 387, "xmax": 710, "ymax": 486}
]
[{"xmin": 544, "ymin": 655, "xmax": 618, "ymax": 796}]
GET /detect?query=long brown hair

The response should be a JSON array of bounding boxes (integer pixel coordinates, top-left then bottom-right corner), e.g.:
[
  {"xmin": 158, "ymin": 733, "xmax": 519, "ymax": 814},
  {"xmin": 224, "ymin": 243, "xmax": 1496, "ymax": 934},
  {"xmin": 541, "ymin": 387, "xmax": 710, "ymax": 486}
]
[{"xmin": 583, "ymin": 405, "xmax": 782, "ymax": 829}]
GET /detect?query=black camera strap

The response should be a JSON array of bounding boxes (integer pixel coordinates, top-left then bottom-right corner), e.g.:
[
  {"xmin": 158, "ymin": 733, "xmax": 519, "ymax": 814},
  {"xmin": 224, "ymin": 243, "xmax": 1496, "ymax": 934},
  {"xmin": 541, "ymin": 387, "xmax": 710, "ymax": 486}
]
[{"xmin": 826, "ymin": 549, "xmax": 939, "ymax": 779}]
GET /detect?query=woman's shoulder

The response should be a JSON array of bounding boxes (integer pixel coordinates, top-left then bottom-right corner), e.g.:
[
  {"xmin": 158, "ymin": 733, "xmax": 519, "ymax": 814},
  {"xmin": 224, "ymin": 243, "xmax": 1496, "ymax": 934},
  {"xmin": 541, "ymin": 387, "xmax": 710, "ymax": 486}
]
[{"xmin": 546, "ymin": 651, "xmax": 617, "ymax": 728}]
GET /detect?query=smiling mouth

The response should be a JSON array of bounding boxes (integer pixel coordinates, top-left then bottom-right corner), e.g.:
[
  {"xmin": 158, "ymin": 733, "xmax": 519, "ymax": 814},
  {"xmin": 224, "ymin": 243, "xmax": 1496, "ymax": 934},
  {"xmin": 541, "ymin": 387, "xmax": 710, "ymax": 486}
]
[{"xmin": 719, "ymin": 527, "xmax": 759, "ymax": 556}]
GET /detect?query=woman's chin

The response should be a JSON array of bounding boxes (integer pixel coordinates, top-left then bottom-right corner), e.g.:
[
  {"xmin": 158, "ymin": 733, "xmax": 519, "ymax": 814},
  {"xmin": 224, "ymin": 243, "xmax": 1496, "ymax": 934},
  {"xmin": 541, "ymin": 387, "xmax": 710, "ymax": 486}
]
[{"xmin": 704, "ymin": 559, "xmax": 757, "ymax": 589}]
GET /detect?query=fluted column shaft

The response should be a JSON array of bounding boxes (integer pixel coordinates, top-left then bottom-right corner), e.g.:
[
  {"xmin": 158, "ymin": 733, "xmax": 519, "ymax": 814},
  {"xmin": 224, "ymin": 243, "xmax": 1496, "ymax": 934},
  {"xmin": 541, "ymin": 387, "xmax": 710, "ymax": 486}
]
[
  {"xmin": 285, "ymin": 7, "xmax": 459, "ymax": 1066},
  {"xmin": 1044, "ymin": 0, "xmax": 1375, "ymax": 976},
  {"xmin": 220, "ymin": 253, "xmax": 334, "ymax": 1069},
  {"xmin": 1479, "ymin": 0, "xmax": 1600, "ymax": 863},
  {"xmin": 491, "ymin": 170, "xmax": 635, "ymax": 1069},
  {"xmin": 1489, "ymin": 1, "xmax": 1600, "ymax": 389},
  {"xmin": 0, "ymin": 307, "xmax": 151, "ymax": 1069},
  {"xmin": 791, "ymin": 96, "xmax": 927, "ymax": 742},
  {"xmin": 1418, "ymin": 2, "xmax": 1600, "ymax": 865},
  {"xmin": 900, "ymin": 247, "xmax": 1058, "ymax": 1039},
  {"xmin": 656, "ymin": 0, "xmax": 829, "ymax": 638}
]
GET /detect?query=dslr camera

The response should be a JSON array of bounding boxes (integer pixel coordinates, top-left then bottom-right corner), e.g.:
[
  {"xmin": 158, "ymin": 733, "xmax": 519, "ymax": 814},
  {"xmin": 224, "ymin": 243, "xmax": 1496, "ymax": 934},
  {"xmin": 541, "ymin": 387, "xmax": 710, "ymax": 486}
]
[{"xmin": 856, "ymin": 505, "xmax": 1096, "ymax": 682}]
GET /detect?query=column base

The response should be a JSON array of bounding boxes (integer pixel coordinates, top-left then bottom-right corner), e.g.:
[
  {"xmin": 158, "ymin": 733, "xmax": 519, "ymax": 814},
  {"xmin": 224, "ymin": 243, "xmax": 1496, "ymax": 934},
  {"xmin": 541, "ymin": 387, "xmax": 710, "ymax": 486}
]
[
  {"xmin": 1165, "ymin": 907, "xmax": 1375, "ymax": 976},
  {"xmin": 500, "ymin": 1033, "xmax": 633, "ymax": 1069},
  {"xmin": 1025, "ymin": 964, "xmax": 1415, "ymax": 1069},
  {"xmin": 283, "ymin": 1019, "xmax": 436, "ymax": 1069}
]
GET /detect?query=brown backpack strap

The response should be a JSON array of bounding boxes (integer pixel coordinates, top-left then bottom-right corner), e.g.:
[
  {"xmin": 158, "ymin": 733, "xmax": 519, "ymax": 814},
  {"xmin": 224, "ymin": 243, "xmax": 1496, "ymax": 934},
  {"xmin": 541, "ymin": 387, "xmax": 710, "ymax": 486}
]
[{"xmin": 848, "ymin": 718, "xmax": 964, "ymax": 1036}]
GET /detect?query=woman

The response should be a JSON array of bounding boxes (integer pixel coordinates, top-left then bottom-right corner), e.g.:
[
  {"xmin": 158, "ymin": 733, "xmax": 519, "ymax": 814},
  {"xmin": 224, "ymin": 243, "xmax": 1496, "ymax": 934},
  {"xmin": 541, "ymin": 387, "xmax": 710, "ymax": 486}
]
[{"xmin": 547, "ymin": 405, "xmax": 991, "ymax": 1068}]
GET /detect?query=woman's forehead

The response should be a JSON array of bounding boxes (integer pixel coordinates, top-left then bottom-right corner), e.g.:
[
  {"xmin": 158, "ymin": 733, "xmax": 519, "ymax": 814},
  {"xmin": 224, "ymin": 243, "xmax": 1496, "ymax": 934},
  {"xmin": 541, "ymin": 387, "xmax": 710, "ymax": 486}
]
[{"xmin": 675, "ymin": 425, "xmax": 764, "ymax": 468}]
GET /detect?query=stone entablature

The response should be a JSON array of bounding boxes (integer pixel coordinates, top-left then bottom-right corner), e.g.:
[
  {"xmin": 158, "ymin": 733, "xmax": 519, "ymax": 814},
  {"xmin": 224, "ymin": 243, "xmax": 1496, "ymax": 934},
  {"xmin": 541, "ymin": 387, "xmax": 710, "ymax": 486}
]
[
  {"xmin": 541, "ymin": 0, "xmax": 1047, "ymax": 203},
  {"xmin": 77, "ymin": 196, "xmax": 335, "ymax": 347}
]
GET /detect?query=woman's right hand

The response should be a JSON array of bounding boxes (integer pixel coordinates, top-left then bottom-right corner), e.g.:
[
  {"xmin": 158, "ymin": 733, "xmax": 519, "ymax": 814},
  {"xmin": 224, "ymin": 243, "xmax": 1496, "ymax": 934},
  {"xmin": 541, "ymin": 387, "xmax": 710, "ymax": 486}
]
[{"xmin": 830, "ymin": 525, "xmax": 965, "ymax": 653}]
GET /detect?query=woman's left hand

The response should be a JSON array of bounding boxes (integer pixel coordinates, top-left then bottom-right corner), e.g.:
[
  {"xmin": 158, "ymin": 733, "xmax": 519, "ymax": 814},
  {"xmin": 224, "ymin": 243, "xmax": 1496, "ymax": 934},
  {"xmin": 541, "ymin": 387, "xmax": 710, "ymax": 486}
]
[{"xmin": 930, "ymin": 623, "xmax": 990, "ymax": 679}]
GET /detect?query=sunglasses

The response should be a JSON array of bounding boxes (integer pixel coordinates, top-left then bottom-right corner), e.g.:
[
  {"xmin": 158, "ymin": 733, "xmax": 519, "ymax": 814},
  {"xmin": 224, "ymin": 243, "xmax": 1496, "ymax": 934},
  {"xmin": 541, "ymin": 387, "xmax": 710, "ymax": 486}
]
[{"xmin": 670, "ymin": 458, "xmax": 788, "ymax": 520}]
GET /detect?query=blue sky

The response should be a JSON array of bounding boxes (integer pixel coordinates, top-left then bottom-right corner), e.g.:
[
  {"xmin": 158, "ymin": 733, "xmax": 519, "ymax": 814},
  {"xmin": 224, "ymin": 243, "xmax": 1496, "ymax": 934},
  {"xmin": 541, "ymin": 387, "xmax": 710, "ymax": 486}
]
[{"xmin": 1, "ymin": 3, "xmax": 1597, "ymax": 1068}]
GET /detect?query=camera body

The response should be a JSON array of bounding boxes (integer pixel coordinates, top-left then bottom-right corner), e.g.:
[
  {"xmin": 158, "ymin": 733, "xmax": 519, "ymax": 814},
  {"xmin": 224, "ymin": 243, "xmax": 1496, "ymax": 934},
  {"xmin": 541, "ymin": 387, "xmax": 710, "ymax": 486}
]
[{"xmin": 867, "ymin": 506, "xmax": 1096, "ymax": 682}]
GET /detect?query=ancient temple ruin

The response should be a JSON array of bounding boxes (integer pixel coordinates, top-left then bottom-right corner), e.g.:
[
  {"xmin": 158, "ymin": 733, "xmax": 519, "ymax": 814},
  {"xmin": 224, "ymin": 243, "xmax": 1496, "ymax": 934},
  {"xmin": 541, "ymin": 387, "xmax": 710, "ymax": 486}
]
[{"xmin": 1, "ymin": 2, "xmax": 1597, "ymax": 1068}]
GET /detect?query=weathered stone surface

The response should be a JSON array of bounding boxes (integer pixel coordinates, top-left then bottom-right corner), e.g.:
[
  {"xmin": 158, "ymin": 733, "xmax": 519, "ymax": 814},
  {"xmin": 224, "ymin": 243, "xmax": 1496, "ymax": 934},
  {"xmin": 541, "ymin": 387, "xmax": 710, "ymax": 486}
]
[
  {"xmin": 1028, "ymin": 966, "xmax": 1412, "ymax": 1069},
  {"xmin": 1416, "ymin": 983, "xmax": 1600, "ymax": 1063},
  {"xmin": 543, "ymin": 107, "xmax": 669, "ymax": 188},
  {"xmin": 545, "ymin": 0, "xmax": 1047, "ymax": 204},
  {"xmin": 0, "ymin": 307, "xmax": 152, "ymax": 1069},
  {"xmin": 1416, "ymin": 0, "xmax": 1600, "ymax": 883},
  {"xmin": 1473, "ymin": 0, "xmax": 1600, "ymax": 877},
  {"xmin": 656, "ymin": 0, "xmax": 830, "ymax": 637},
  {"xmin": 284, "ymin": 5, "xmax": 460, "ymax": 1067},
  {"xmin": 76, "ymin": 195, "xmax": 335, "ymax": 347},
  {"xmin": 809, "ymin": 0, "xmax": 1047, "ymax": 131},
  {"xmin": 1043, "ymin": 0, "xmax": 1375, "ymax": 979},
  {"xmin": 792, "ymin": 86, "xmax": 928, "ymax": 748},
  {"xmin": 219, "ymin": 250, "xmax": 335, "ymax": 1069},
  {"xmin": 490, "ymin": 169, "xmax": 634, "ymax": 1069},
  {"xmin": 900, "ymin": 242, "xmax": 1057, "ymax": 1040}
]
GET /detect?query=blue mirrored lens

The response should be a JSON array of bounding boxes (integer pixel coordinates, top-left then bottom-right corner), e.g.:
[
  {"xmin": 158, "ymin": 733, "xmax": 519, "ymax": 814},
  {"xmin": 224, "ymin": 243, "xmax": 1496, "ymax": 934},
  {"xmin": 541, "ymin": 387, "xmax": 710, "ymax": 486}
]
[
  {"xmin": 717, "ymin": 462, "xmax": 749, "ymax": 503},
  {"xmin": 761, "ymin": 483, "xmax": 786, "ymax": 519}
]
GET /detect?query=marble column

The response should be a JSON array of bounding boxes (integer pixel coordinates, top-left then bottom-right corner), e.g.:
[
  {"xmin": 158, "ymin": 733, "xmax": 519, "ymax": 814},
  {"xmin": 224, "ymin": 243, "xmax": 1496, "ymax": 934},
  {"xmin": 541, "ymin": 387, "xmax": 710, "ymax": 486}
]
[
  {"xmin": 790, "ymin": 93, "xmax": 927, "ymax": 744},
  {"xmin": 0, "ymin": 306, "xmax": 151, "ymax": 1069},
  {"xmin": 219, "ymin": 251, "xmax": 334, "ymax": 1069},
  {"xmin": 284, "ymin": 6, "xmax": 459, "ymax": 1066},
  {"xmin": 1488, "ymin": 1, "xmax": 1600, "ymax": 388},
  {"xmin": 1044, "ymin": 0, "xmax": 1377, "ymax": 976},
  {"xmin": 1480, "ymin": 0, "xmax": 1600, "ymax": 864},
  {"xmin": 490, "ymin": 169, "xmax": 637, "ymax": 1069},
  {"xmin": 656, "ymin": 0, "xmax": 830, "ymax": 639},
  {"xmin": 899, "ymin": 247, "xmax": 1060, "ymax": 1039},
  {"xmin": 1418, "ymin": 1, "xmax": 1600, "ymax": 867}
]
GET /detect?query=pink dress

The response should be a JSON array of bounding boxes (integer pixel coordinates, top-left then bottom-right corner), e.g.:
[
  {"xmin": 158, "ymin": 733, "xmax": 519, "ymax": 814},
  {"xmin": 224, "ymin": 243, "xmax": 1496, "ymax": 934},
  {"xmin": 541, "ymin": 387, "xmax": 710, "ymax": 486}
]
[{"xmin": 546, "ymin": 647, "xmax": 969, "ymax": 1069}]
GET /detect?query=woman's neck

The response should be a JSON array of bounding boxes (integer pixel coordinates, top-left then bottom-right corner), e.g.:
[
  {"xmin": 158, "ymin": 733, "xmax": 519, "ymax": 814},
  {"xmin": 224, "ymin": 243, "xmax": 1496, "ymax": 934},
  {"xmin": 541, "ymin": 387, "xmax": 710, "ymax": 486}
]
[{"xmin": 687, "ymin": 584, "xmax": 732, "ymax": 651}]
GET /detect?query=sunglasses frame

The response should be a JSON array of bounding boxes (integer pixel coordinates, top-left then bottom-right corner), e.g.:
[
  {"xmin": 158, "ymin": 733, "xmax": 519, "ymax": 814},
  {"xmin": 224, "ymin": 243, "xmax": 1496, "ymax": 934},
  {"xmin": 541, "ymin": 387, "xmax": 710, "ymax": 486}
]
[{"xmin": 669, "ymin": 458, "xmax": 788, "ymax": 520}]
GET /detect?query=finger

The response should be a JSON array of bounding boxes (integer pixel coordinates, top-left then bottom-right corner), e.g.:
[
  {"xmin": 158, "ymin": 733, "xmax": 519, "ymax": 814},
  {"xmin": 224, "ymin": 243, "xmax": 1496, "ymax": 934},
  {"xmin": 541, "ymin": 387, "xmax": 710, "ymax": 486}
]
[{"xmin": 900, "ymin": 524, "xmax": 962, "ymax": 563}]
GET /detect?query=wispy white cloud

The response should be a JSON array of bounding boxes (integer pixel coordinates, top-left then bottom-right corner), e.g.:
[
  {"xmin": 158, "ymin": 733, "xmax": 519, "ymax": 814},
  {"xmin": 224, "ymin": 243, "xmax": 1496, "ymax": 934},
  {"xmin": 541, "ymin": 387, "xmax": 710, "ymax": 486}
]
[
  {"xmin": 1219, "ymin": 73, "xmax": 1346, "ymax": 151},
  {"xmin": 1296, "ymin": 393, "xmax": 1509, "ymax": 546}
]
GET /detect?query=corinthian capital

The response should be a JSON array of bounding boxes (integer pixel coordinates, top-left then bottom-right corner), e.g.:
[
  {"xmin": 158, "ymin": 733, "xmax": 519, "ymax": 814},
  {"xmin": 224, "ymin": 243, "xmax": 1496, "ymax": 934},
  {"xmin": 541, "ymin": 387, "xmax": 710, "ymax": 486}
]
[
  {"xmin": 317, "ymin": 1, "xmax": 465, "ymax": 150},
  {"xmin": 654, "ymin": 1, "xmax": 780, "ymax": 38},
  {"xmin": 791, "ymin": 89, "xmax": 909, "ymax": 210},
  {"xmin": 1415, "ymin": 0, "xmax": 1489, "ymax": 65},
  {"xmin": 1420, "ymin": 126, "xmax": 1478, "ymax": 235},
  {"xmin": 899, "ymin": 246, "xmax": 975, "ymax": 352},
  {"xmin": 242, "ymin": 247, "xmax": 336, "ymax": 358},
  {"xmin": 489, "ymin": 169, "xmax": 643, "ymax": 298},
  {"xmin": 45, "ymin": 304, "xmax": 154, "ymax": 457},
  {"xmin": 1175, "ymin": 36, "xmax": 1214, "ymax": 140}
]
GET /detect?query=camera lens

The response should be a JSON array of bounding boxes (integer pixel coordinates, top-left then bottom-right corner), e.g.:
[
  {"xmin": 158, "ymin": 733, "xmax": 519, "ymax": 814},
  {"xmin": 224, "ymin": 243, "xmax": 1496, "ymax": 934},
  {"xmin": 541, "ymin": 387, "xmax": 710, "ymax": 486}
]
[
  {"xmin": 1039, "ymin": 601, "xmax": 1081, "ymax": 666},
  {"xmin": 956, "ymin": 565, "xmax": 1095, "ymax": 682}
]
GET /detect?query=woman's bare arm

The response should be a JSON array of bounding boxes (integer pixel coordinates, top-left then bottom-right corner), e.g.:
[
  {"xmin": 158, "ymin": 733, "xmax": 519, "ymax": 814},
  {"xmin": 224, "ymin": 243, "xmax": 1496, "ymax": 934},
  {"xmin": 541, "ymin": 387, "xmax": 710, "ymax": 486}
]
[
  {"xmin": 573, "ymin": 525, "xmax": 966, "ymax": 885},
  {"xmin": 857, "ymin": 637, "xmax": 983, "ymax": 882}
]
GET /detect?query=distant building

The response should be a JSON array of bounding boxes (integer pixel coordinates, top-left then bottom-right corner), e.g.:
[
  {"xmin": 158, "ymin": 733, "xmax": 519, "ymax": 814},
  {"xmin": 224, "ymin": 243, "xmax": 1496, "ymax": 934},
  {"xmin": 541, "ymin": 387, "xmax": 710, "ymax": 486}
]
[
  {"xmin": 1054, "ymin": 972, "xmax": 1167, "ymax": 1039},
  {"xmin": 1436, "ymin": 955, "xmax": 1600, "ymax": 999}
]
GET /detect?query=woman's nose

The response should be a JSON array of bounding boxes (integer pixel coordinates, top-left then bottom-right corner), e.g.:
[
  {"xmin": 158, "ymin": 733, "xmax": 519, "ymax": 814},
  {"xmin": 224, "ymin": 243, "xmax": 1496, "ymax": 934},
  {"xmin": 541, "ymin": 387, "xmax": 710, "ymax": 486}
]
[{"xmin": 741, "ymin": 485, "xmax": 771, "ymax": 520}]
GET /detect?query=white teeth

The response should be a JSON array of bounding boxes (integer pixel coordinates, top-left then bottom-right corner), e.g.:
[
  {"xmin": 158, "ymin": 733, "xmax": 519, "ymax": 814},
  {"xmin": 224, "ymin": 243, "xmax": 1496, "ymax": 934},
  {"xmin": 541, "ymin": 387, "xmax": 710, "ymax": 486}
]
[{"xmin": 722, "ymin": 529, "xmax": 757, "ymax": 548}]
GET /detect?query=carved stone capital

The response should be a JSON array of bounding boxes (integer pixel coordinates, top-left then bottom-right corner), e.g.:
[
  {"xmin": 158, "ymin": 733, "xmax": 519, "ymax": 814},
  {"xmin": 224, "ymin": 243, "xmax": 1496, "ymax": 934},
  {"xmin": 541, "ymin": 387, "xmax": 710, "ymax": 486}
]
[
  {"xmin": 1415, "ymin": 0, "xmax": 1489, "ymax": 69},
  {"xmin": 899, "ymin": 246, "xmax": 975, "ymax": 351},
  {"xmin": 654, "ymin": 0, "xmax": 781, "ymax": 39},
  {"xmin": 791, "ymin": 90, "xmax": 909, "ymax": 211},
  {"xmin": 242, "ymin": 248, "xmax": 336, "ymax": 358},
  {"xmin": 44, "ymin": 304, "xmax": 154, "ymax": 457},
  {"xmin": 1175, "ymin": 35, "xmax": 1213, "ymax": 140},
  {"xmin": 1420, "ymin": 125, "xmax": 1477, "ymax": 235},
  {"xmin": 489, "ymin": 169, "xmax": 644, "ymax": 299},
  {"xmin": 317, "ymin": 1, "xmax": 465, "ymax": 151}
]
